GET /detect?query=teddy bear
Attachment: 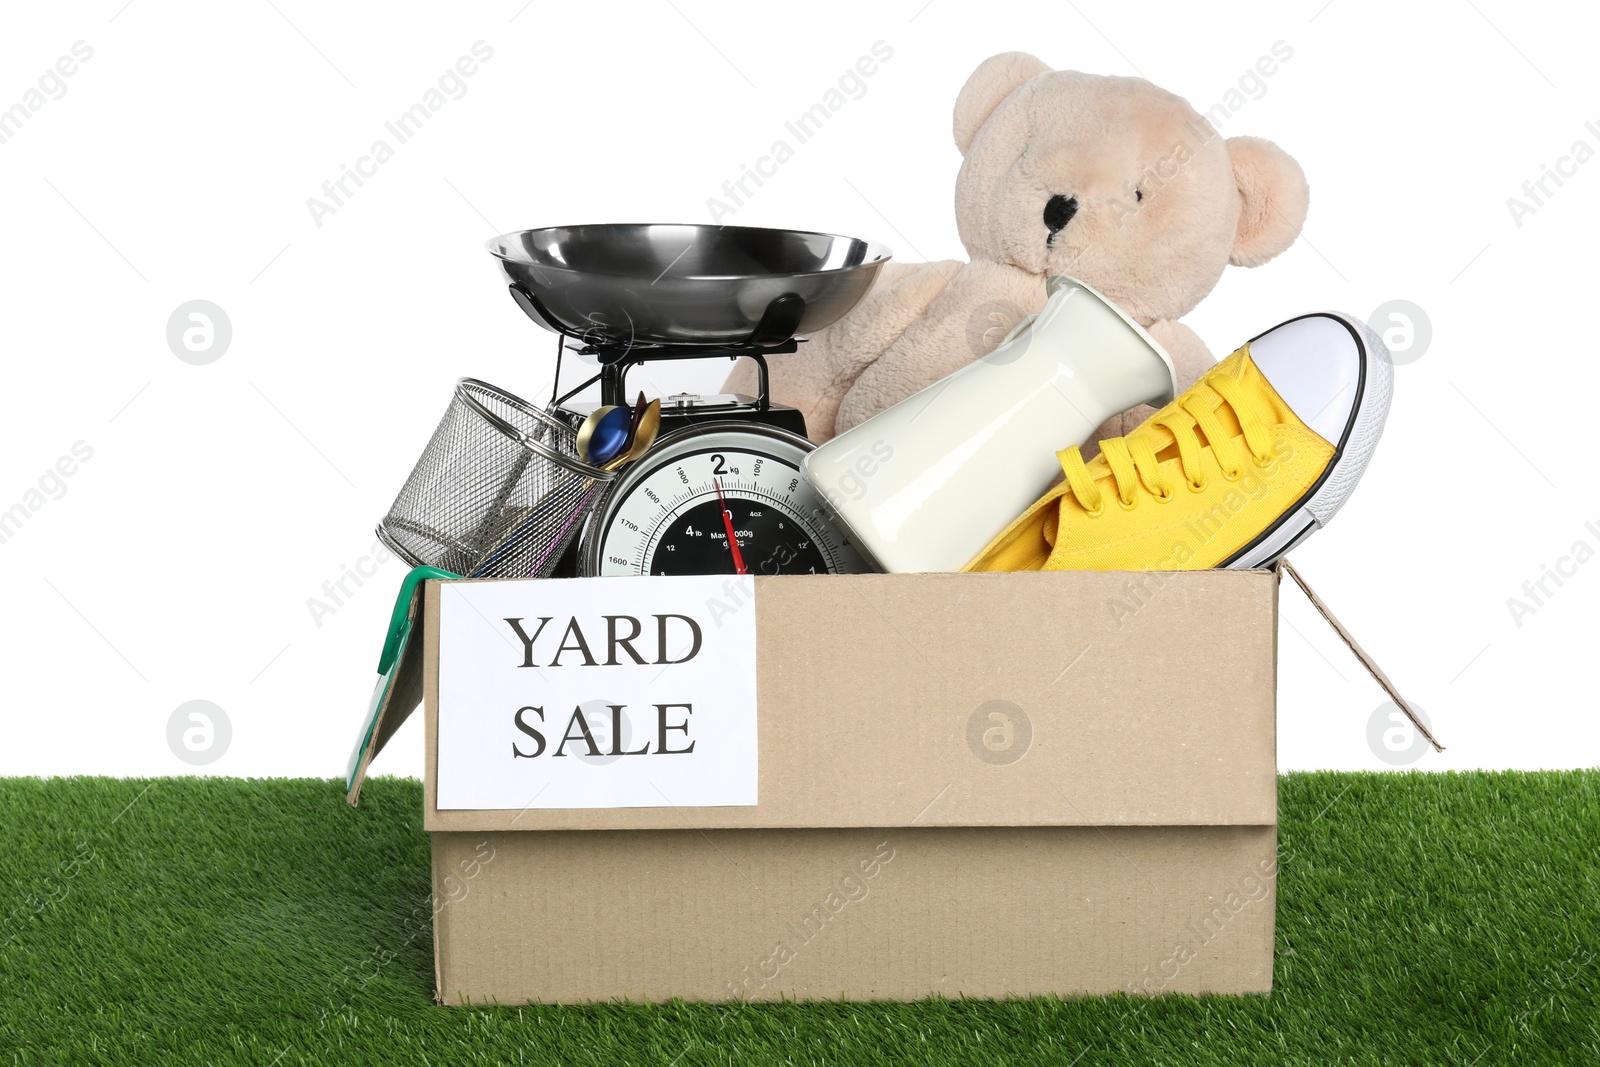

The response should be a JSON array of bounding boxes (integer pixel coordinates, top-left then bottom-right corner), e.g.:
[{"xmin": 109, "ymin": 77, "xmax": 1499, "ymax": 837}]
[{"xmin": 726, "ymin": 51, "xmax": 1310, "ymax": 444}]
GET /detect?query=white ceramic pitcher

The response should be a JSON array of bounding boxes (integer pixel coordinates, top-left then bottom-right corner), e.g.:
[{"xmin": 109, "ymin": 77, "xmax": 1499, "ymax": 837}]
[{"xmin": 801, "ymin": 275, "xmax": 1178, "ymax": 573}]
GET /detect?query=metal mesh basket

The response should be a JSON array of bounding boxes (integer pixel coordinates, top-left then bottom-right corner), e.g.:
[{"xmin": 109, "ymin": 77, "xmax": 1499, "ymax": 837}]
[{"xmin": 377, "ymin": 378, "xmax": 616, "ymax": 579}]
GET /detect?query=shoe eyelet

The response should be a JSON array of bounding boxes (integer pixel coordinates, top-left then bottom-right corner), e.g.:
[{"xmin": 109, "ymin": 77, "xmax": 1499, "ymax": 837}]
[
  {"xmin": 1154, "ymin": 488, "xmax": 1174, "ymax": 503},
  {"xmin": 1117, "ymin": 496, "xmax": 1138, "ymax": 511},
  {"xmin": 1254, "ymin": 453, "xmax": 1273, "ymax": 469},
  {"xmin": 1187, "ymin": 478, "xmax": 1207, "ymax": 493},
  {"xmin": 1084, "ymin": 504, "xmax": 1105, "ymax": 518},
  {"xmin": 1222, "ymin": 468, "xmax": 1243, "ymax": 482}
]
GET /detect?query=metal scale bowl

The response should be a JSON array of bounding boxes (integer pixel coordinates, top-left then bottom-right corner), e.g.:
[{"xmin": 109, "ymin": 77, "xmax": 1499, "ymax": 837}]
[{"xmin": 488, "ymin": 223, "xmax": 892, "ymax": 438}]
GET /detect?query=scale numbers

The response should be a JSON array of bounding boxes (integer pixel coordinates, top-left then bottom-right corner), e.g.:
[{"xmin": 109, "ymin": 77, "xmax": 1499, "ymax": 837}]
[{"xmin": 582, "ymin": 423, "xmax": 871, "ymax": 577}]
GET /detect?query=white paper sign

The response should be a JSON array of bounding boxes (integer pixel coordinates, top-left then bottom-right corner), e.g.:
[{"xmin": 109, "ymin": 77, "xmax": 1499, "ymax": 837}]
[{"xmin": 435, "ymin": 575, "xmax": 758, "ymax": 810}]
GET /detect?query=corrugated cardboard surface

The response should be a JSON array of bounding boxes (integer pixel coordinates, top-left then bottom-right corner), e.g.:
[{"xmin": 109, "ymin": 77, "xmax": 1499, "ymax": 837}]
[
  {"xmin": 421, "ymin": 569, "xmax": 1279, "ymax": 1003},
  {"xmin": 433, "ymin": 825, "xmax": 1277, "ymax": 1004},
  {"xmin": 423, "ymin": 570, "xmax": 1278, "ymax": 832}
]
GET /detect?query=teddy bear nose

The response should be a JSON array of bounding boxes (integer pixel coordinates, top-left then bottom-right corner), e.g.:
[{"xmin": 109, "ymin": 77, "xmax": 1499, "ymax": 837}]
[{"xmin": 1043, "ymin": 194, "xmax": 1078, "ymax": 236}]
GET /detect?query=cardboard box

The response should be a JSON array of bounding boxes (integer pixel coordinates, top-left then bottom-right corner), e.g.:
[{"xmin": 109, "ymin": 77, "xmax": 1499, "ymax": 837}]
[{"xmin": 351, "ymin": 569, "xmax": 1279, "ymax": 1004}]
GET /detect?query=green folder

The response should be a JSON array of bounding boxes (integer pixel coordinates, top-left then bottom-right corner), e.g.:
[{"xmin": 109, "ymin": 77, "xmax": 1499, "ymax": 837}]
[{"xmin": 345, "ymin": 566, "xmax": 457, "ymax": 803}]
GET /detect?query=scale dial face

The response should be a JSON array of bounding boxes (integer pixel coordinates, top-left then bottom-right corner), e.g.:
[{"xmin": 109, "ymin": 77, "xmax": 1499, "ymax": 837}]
[{"xmin": 582, "ymin": 422, "xmax": 871, "ymax": 577}]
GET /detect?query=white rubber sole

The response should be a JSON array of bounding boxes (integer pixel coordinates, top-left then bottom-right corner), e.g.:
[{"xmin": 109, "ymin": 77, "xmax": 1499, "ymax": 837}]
[{"xmin": 1225, "ymin": 312, "xmax": 1394, "ymax": 570}]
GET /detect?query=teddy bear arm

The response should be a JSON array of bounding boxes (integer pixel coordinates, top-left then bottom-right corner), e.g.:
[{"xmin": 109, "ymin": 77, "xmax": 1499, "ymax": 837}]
[
  {"xmin": 869, "ymin": 260, "xmax": 933, "ymax": 289},
  {"xmin": 725, "ymin": 261, "xmax": 922, "ymax": 395},
  {"xmin": 834, "ymin": 260, "xmax": 1044, "ymax": 435},
  {"xmin": 726, "ymin": 260, "xmax": 958, "ymax": 441}
]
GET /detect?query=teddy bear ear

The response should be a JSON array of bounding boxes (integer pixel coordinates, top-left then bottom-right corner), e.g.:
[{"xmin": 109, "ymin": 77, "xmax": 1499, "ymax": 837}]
[
  {"xmin": 1226, "ymin": 136, "xmax": 1310, "ymax": 267},
  {"xmin": 953, "ymin": 52, "xmax": 1052, "ymax": 155}
]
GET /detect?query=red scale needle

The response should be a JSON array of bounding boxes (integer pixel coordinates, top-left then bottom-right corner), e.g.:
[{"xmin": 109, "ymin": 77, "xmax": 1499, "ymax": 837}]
[{"xmin": 714, "ymin": 477, "xmax": 748, "ymax": 575}]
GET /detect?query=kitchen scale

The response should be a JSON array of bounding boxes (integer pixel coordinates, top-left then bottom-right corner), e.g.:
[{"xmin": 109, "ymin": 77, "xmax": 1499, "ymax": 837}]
[{"xmin": 489, "ymin": 223, "xmax": 892, "ymax": 577}]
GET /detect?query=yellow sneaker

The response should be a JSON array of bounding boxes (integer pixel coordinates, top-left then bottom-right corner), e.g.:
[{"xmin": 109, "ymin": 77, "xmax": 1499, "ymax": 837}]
[{"xmin": 963, "ymin": 313, "xmax": 1393, "ymax": 572}]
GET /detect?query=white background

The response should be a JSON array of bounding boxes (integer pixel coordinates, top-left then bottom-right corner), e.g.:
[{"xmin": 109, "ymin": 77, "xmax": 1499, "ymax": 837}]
[{"xmin": 1, "ymin": 0, "xmax": 1592, "ymax": 778}]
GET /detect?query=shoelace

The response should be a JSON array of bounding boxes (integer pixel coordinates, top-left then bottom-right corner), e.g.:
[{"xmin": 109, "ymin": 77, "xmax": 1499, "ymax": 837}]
[{"xmin": 1058, "ymin": 370, "xmax": 1277, "ymax": 516}]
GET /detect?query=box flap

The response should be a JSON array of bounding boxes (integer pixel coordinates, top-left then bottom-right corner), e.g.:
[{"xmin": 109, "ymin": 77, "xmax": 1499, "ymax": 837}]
[
  {"xmin": 1276, "ymin": 558, "xmax": 1443, "ymax": 751},
  {"xmin": 421, "ymin": 569, "xmax": 1278, "ymax": 831}
]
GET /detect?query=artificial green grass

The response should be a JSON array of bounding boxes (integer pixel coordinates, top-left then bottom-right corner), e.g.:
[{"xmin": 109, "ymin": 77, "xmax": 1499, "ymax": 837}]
[{"xmin": 1, "ymin": 772, "xmax": 1596, "ymax": 1065}]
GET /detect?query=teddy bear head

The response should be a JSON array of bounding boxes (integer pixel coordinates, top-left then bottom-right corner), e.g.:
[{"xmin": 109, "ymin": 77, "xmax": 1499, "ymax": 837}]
[{"xmin": 952, "ymin": 52, "xmax": 1310, "ymax": 326}]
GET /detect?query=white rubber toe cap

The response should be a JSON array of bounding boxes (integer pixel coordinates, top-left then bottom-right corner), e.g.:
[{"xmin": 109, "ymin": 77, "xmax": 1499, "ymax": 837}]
[
  {"xmin": 1246, "ymin": 313, "xmax": 1368, "ymax": 445},
  {"xmin": 1223, "ymin": 310, "xmax": 1394, "ymax": 567}
]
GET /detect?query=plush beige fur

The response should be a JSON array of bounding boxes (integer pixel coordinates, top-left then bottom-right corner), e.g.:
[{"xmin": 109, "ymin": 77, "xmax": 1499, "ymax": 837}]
[{"xmin": 726, "ymin": 52, "xmax": 1310, "ymax": 444}]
